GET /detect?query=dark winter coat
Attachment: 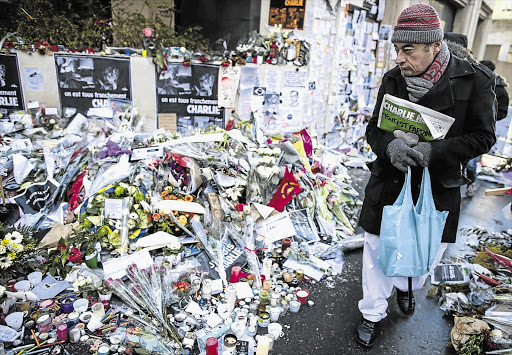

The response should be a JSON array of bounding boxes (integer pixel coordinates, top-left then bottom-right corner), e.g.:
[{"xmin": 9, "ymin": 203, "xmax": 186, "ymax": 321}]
[
  {"xmin": 359, "ymin": 55, "xmax": 497, "ymax": 243},
  {"xmin": 496, "ymin": 76, "xmax": 509, "ymax": 121}
]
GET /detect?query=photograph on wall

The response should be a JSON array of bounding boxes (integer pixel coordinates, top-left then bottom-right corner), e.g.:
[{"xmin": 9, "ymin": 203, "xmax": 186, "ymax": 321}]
[
  {"xmin": 0, "ymin": 54, "xmax": 24, "ymax": 110},
  {"xmin": 156, "ymin": 63, "xmax": 223, "ymax": 135},
  {"xmin": 268, "ymin": 0, "xmax": 307, "ymax": 30},
  {"xmin": 218, "ymin": 65, "xmax": 241, "ymax": 110},
  {"xmin": 23, "ymin": 66, "xmax": 44, "ymax": 92},
  {"xmin": 54, "ymin": 54, "xmax": 131, "ymax": 113}
]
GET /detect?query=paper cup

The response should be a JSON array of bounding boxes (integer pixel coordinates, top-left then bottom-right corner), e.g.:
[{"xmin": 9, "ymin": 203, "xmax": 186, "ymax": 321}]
[
  {"xmin": 87, "ymin": 314, "xmax": 104, "ymax": 332},
  {"xmin": 296, "ymin": 289, "xmax": 309, "ymax": 305},
  {"xmin": 14, "ymin": 280, "xmax": 31, "ymax": 291},
  {"xmin": 27, "ymin": 272, "xmax": 43, "ymax": 286},
  {"xmin": 73, "ymin": 298, "xmax": 89, "ymax": 314},
  {"xmin": 91, "ymin": 303, "xmax": 105, "ymax": 318},
  {"xmin": 268, "ymin": 322, "xmax": 283, "ymax": 339}
]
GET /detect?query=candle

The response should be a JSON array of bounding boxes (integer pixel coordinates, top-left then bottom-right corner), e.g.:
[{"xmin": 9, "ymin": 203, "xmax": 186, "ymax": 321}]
[
  {"xmin": 259, "ymin": 290, "xmax": 269, "ymax": 305},
  {"xmin": 57, "ymin": 323, "xmax": 68, "ymax": 341},
  {"xmin": 282, "ymin": 238, "xmax": 291, "ymax": 252},
  {"xmin": 205, "ymin": 337, "xmax": 218, "ymax": 355},
  {"xmin": 289, "ymin": 300, "xmax": 301, "ymax": 312},
  {"xmin": 230, "ymin": 266, "xmax": 241, "ymax": 283},
  {"xmin": 269, "ymin": 307, "xmax": 281, "ymax": 322},
  {"xmin": 255, "ymin": 335, "xmax": 270, "ymax": 355},
  {"xmin": 295, "ymin": 269, "xmax": 304, "ymax": 281},
  {"xmin": 296, "ymin": 289, "xmax": 309, "ymax": 305},
  {"xmin": 225, "ymin": 285, "xmax": 237, "ymax": 312}
]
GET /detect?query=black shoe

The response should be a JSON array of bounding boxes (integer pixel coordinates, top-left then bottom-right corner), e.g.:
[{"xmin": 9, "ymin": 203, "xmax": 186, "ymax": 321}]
[
  {"xmin": 355, "ymin": 318, "xmax": 379, "ymax": 347},
  {"xmin": 397, "ymin": 289, "xmax": 415, "ymax": 315}
]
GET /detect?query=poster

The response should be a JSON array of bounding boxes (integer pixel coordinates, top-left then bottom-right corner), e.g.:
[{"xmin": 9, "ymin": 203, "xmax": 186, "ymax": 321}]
[
  {"xmin": 289, "ymin": 209, "xmax": 320, "ymax": 242},
  {"xmin": 14, "ymin": 179, "xmax": 58, "ymax": 215},
  {"xmin": 269, "ymin": 0, "xmax": 307, "ymax": 30},
  {"xmin": 218, "ymin": 65, "xmax": 241, "ymax": 109},
  {"xmin": 54, "ymin": 54, "xmax": 131, "ymax": 113},
  {"xmin": 23, "ymin": 66, "xmax": 44, "ymax": 91},
  {"xmin": 156, "ymin": 63, "xmax": 224, "ymax": 135},
  {"xmin": 0, "ymin": 54, "xmax": 24, "ymax": 110}
]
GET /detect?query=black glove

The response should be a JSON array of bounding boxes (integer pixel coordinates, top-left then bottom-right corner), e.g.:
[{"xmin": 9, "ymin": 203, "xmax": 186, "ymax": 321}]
[
  {"xmin": 386, "ymin": 138, "xmax": 424, "ymax": 173},
  {"xmin": 413, "ymin": 142, "xmax": 432, "ymax": 167}
]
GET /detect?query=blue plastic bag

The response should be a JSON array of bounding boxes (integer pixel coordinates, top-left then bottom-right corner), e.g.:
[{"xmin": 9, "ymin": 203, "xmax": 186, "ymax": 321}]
[{"xmin": 377, "ymin": 167, "xmax": 449, "ymax": 277}]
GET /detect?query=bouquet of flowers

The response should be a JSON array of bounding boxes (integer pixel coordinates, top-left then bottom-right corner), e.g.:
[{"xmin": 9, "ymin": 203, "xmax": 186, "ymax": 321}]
[
  {"xmin": 0, "ymin": 224, "xmax": 45, "ymax": 281},
  {"xmin": 79, "ymin": 182, "xmax": 152, "ymax": 249}
]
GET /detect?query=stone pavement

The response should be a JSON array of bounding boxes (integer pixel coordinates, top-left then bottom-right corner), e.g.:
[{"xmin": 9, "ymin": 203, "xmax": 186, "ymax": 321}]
[{"xmin": 272, "ymin": 170, "xmax": 512, "ymax": 355}]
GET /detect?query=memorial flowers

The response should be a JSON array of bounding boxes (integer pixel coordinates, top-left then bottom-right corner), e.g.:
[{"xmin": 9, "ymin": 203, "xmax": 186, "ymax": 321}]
[{"xmin": 0, "ymin": 225, "xmax": 44, "ymax": 280}]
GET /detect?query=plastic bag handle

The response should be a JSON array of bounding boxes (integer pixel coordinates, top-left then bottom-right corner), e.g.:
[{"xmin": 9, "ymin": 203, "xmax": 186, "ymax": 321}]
[
  {"xmin": 416, "ymin": 167, "xmax": 435, "ymax": 214},
  {"xmin": 393, "ymin": 166, "xmax": 413, "ymax": 207}
]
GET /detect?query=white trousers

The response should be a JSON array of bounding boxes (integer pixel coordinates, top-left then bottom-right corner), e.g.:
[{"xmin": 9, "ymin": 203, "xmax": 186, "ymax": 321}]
[{"xmin": 358, "ymin": 231, "xmax": 448, "ymax": 322}]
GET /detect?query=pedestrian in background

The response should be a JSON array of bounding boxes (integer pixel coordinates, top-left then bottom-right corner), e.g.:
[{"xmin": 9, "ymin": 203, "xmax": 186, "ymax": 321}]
[{"xmin": 355, "ymin": 3, "xmax": 497, "ymax": 348}]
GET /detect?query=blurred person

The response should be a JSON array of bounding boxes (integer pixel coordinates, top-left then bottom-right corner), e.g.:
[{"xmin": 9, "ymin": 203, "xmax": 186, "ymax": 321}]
[{"xmin": 356, "ymin": 4, "xmax": 496, "ymax": 348}]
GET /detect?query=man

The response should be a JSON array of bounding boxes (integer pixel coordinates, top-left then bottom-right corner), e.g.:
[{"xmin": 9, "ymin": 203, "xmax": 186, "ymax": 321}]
[
  {"xmin": 355, "ymin": 3, "xmax": 496, "ymax": 347},
  {"xmin": 480, "ymin": 60, "xmax": 509, "ymax": 121}
]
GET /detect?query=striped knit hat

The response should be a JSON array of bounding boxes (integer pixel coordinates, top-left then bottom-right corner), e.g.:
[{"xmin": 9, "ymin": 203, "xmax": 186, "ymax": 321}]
[{"xmin": 391, "ymin": 3, "xmax": 443, "ymax": 44}]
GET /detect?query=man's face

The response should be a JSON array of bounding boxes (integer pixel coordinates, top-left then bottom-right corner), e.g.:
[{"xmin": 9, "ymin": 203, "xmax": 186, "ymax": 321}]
[{"xmin": 394, "ymin": 42, "xmax": 441, "ymax": 76}]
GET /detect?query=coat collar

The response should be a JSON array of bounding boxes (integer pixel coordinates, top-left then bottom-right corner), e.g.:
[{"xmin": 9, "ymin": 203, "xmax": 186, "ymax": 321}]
[{"xmin": 385, "ymin": 56, "xmax": 475, "ymax": 112}]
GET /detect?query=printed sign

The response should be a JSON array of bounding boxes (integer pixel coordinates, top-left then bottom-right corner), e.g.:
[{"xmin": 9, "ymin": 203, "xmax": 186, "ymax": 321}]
[
  {"xmin": 269, "ymin": 0, "xmax": 307, "ymax": 30},
  {"xmin": 54, "ymin": 54, "xmax": 131, "ymax": 113},
  {"xmin": 14, "ymin": 180, "xmax": 58, "ymax": 215},
  {"xmin": 156, "ymin": 63, "xmax": 224, "ymax": 134},
  {"xmin": 0, "ymin": 54, "xmax": 24, "ymax": 110},
  {"xmin": 289, "ymin": 209, "xmax": 320, "ymax": 243},
  {"xmin": 197, "ymin": 233, "xmax": 247, "ymax": 279}
]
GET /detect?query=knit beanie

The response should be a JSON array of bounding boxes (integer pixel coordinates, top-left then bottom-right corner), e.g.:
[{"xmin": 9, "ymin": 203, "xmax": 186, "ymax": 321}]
[{"xmin": 391, "ymin": 3, "xmax": 444, "ymax": 44}]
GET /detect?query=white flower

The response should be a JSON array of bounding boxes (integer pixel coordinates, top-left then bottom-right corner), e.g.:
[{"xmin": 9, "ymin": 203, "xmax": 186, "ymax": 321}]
[
  {"xmin": 273, "ymin": 166, "xmax": 281, "ymax": 175},
  {"xmin": 0, "ymin": 245, "xmax": 5, "ymax": 254},
  {"xmin": 127, "ymin": 219, "xmax": 138, "ymax": 229},
  {"xmin": 3, "ymin": 233, "xmax": 11, "ymax": 241},
  {"xmin": 264, "ymin": 148, "xmax": 273, "ymax": 155},
  {"xmin": 129, "ymin": 212, "xmax": 139, "ymax": 220},
  {"xmin": 256, "ymin": 148, "xmax": 265, "ymax": 155},
  {"xmin": 7, "ymin": 242, "xmax": 16, "ymax": 251},
  {"xmin": 113, "ymin": 220, "xmax": 122, "ymax": 230},
  {"xmin": 15, "ymin": 244, "xmax": 23, "ymax": 253},
  {"xmin": 168, "ymin": 241, "xmax": 182, "ymax": 251},
  {"xmin": 9, "ymin": 231, "xmax": 23, "ymax": 244},
  {"xmin": 257, "ymin": 166, "xmax": 273, "ymax": 179},
  {"xmin": 243, "ymin": 205, "xmax": 251, "ymax": 214},
  {"xmin": 0, "ymin": 256, "xmax": 13, "ymax": 269},
  {"xmin": 226, "ymin": 187, "xmax": 242, "ymax": 201},
  {"xmin": 261, "ymin": 156, "xmax": 275, "ymax": 165},
  {"xmin": 272, "ymin": 147, "xmax": 281, "ymax": 156}
]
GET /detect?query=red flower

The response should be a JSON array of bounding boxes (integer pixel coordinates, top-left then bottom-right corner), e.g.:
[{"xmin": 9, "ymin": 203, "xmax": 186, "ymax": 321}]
[
  {"xmin": 235, "ymin": 203, "xmax": 246, "ymax": 212},
  {"xmin": 68, "ymin": 248, "xmax": 83, "ymax": 264},
  {"xmin": 57, "ymin": 243, "xmax": 67, "ymax": 251}
]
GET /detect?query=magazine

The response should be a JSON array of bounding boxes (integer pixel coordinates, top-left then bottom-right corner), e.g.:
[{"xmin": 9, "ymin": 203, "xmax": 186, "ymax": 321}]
[{"xmin": 378, "ymin": 94, "xmax": 455, "ymax": 141}]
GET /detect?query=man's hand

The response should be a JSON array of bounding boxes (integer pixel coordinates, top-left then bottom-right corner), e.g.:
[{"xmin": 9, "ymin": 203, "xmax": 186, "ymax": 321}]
[
  {"xmin": 412, "ymin": 142, "xmax": 432, "ymax": 167},
  {"xmin": 386, "ymin": 138, "xmax": 424, "ymax": 173}
]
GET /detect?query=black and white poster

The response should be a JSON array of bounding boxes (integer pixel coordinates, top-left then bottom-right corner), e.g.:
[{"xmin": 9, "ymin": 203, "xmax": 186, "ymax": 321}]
[
  {"xmin": 156, "ymin": 63, "xmax": 224, "ymax": 135},
  {"xmin": 54, "ymin": 54, "xmax": 131, "ymax": 113},
  {"xmin": 290, "ymin": 209, "xmax": 320, "ymax": 243},
  {"xmin": 14, "ymin": 180, "xmax": 58, "ymax": 215},
  {"xmin": 0, "ymin": 54, "xmax": 24, "ymax": 110}
]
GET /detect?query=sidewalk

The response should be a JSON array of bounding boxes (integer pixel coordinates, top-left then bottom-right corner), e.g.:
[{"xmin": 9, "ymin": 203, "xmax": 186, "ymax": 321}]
[{"xmin": 272, "ymin": 172, "xmax": 511, "ymax": 355}]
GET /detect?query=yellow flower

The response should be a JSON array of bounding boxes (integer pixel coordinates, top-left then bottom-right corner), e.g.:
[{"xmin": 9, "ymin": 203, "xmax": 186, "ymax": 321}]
[
  {"xmin": 178, "ymin": 215, "xmax": 188, "ymax": 225},
  {"xmin": 8, "ymin": 251, "xmax": 16, "ymax": 260},
  {"xmin": 1, "ymin": 240, "xmax": 9, "ymax": 246}
]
